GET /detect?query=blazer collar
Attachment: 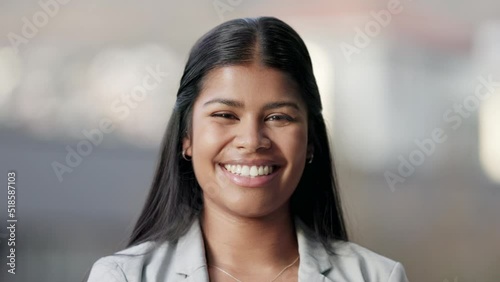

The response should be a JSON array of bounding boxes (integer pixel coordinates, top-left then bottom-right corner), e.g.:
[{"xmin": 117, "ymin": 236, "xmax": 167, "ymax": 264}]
[
  {"xmin": 294, "ymin": 217, "xmax": 334, "ymax": 281},
  {"xmin": 173, "ymin": 218, "xmax": 209, "ymax": 281},
  {"xmin": 173, "ymin": 216, "xmax": 334, "ymax": 281}
]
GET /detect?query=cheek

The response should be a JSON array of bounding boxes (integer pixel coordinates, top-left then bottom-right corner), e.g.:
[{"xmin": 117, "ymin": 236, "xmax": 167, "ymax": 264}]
[
  {"xmin": 190, "ymin": 122, "xmax": 222, "ymax": 195},
  {"xmin": 191, "ymin": 118, "xmax": 231, "ymax": 184},
  {"xmin": 192, "ymin": 120, "xmax": 228, "ymax": 155},
  {"xmin": 278, "ymin": 126, "xmax": 308, "ymax": 156},
  {"xmin": 279, "ymin": 128, "xmax": 308, "ymax": 192},
  {"xmin": 282, "ymin": 127, "xmax": 308, "ymax": 190}
]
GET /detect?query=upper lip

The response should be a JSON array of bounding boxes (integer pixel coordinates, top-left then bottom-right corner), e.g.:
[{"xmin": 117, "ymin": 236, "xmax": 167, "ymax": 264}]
[{"xmin": 219, "ymin": 159, "xmax": 280, "ymax": 167}]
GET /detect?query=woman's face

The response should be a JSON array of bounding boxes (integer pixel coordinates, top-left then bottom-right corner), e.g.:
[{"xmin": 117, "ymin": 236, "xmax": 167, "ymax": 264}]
[{"xmin": 183, "ymin": 63, "xmax": 311, "ymax": 218}]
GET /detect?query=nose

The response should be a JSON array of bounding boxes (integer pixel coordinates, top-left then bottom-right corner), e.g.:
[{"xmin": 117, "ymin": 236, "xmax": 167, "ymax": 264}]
[{"xmin": 233, "ymin": 118, "xmax": 271, "ymax": 153}]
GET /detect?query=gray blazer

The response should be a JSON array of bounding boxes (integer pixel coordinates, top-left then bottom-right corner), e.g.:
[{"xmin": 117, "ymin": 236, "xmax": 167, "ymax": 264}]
[{"xmin": 87, "ymin": 217, "xmax": 409, "ymax": 281}]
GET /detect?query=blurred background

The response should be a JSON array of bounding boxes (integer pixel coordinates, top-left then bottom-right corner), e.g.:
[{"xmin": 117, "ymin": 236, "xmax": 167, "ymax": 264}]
[{"xmin": 0, "ymin": 0, "xmax": 499, "ymax": 281}]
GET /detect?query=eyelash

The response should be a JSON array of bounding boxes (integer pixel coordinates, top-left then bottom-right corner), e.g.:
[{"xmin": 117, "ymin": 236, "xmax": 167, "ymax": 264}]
[
  {"xmin": 267, "ymin": 115, "xmax": 295, "ymax": 122},
  {"xmin": 211, "ymin": 113, "xmax": 237, "ymax": 119},
  {"xmin": 210, "ymin": 113, "xmax": 295, "ymax": 122}
]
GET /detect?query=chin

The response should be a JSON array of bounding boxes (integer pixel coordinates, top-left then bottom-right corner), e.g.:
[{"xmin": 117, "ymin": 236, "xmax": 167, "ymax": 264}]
[{"xmin": 224, "ymin": 199, "xmax": 289, "ymax": 219}]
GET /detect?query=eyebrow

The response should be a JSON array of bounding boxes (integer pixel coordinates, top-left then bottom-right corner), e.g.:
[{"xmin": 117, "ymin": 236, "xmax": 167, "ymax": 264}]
[{"xmin": 203, "ymin": 98, "xmax": 300, "ymax": 111}]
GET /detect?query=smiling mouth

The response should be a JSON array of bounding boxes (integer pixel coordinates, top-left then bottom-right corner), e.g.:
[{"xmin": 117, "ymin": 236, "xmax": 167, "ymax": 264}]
[{"xmin": 219, "ymin": 163, "xmax": 280, "ymax": 178}]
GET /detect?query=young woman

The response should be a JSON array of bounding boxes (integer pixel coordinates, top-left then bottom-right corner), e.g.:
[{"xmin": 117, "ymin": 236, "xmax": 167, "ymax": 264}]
[{"xmin": 87, "ymin": 17, "xmax": 409, "ymax": 282}]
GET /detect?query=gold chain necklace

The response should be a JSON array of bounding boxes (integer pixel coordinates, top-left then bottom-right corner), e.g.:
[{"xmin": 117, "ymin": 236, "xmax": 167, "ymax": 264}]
[{"xmin": 208, "ymin": 256, "xmax": 299, "ymax": 282}]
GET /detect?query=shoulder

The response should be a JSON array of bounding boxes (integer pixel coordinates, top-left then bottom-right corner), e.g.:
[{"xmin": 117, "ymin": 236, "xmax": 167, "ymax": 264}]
[
  {"xmin": 86, "ymin": 240, "xmax": 175, "ymax": 282},
  {"xmin": 294, "ymin": 217, "xmax": 409, "ymax": 281},
  {"xmin": 327, "ymin": 240, "xmax": 409, "ymax": 282}
]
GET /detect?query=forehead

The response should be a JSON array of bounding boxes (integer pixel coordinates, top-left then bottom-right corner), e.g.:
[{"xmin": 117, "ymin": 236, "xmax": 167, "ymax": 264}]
[{"xmin": 196, "ymin": 64, "xmax": 305, "ymax": 109}]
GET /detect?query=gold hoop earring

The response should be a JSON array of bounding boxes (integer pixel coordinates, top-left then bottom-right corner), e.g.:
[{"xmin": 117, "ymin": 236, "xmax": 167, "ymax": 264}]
[{"xmin": 182, "ymin": 149, "xmax": 191, "ymax": 161}]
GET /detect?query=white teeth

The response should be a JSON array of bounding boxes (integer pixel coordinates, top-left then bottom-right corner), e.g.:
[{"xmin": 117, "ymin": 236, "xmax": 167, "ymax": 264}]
[
  {"xmin": 250, "ymin": 166, "xmax": 258, "ymax": 177},
  {"xmin": 258, "ymin": 166, "xmax": 264, "ymax": 175},
  {"xmin": 241, "ymin": 166, "xmax": 250, "ymax": 176},
  {"xmin": 223, "ymin": 164, "xmax": 276, "ymax": 177}
]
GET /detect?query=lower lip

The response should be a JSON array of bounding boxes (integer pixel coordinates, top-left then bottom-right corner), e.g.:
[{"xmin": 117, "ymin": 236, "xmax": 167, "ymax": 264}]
[{"xmin": 218, "ymin": 164, "xmax": 280, "ymax": 188}]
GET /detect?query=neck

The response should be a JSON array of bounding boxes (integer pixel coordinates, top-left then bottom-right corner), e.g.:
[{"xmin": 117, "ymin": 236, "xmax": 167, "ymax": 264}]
[{"xmin": 200, "ymin": 202, "xmax": 299, "ymax": 276}]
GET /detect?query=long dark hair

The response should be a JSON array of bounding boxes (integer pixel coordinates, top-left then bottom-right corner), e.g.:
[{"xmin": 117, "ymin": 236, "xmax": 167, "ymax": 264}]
[{"xmin": 128, "ymin": 16, "xmax": 348, "ymax": 251}]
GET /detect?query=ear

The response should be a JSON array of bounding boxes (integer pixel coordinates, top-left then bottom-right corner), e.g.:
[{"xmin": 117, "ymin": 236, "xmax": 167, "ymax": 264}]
[{"xmin": 182, "ymin": 134, "xmax": 192, "ymax": 157}]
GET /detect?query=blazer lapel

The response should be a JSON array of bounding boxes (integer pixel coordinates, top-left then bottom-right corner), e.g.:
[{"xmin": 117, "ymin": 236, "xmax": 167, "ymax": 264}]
[
  {"xmin": 182, "ymin": 266, "xmax": 210, "ymax": 282},
  {"xmin": 295, "ymin": 217, "xmax": 335, "ymax": 282},
  {"xmin": 173, "ymin": 217, "xmax": 210, "ymax": 282}
]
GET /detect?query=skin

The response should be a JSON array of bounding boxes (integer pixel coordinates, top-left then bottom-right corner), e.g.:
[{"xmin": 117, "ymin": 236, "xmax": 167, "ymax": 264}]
[{"xmin": 182, "ymin": 62, "xmax": 312, "ymax": 281}]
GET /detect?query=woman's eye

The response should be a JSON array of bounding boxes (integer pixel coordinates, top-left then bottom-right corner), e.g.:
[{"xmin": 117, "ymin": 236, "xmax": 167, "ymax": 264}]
[
  {"xmin": 267, "ymin": 115, "xmax": 295, "ymax": 122},
  {"xmin": 211, "ymin": 113, "xmax": 237, "ymax": 120}
]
